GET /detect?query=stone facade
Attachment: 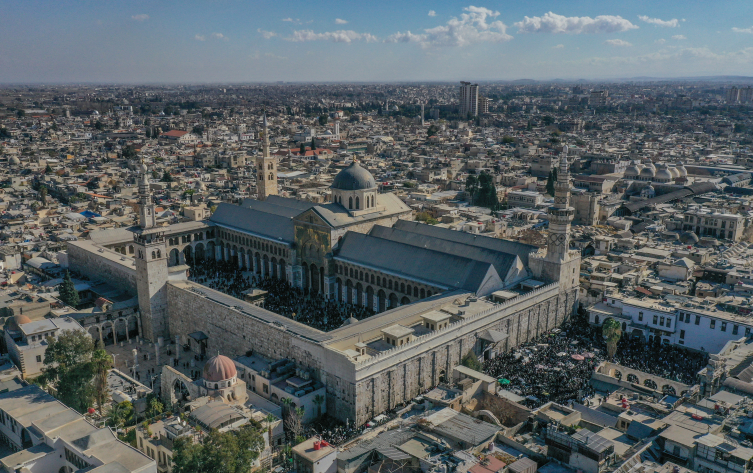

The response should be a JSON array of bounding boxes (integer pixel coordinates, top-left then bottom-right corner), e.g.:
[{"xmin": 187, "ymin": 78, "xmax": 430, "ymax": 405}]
[
  {"xmin": 166, "ymin": 279, "xmax": 577, "ymax": 426},
  {"xmin": 67, "ymin": 241, "xmax": 137, "ymax": 294}
]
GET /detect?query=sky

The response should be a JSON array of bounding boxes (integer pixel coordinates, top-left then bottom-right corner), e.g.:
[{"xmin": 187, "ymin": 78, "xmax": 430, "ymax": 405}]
[{"xmin": 0, "ymin": 0, "xmax": 752, "ymax": 83}]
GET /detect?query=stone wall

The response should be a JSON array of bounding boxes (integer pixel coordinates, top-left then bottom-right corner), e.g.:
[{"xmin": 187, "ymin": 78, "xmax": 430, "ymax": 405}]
[
  {"xmin": 67, "ymin": 241, "xmax": 137, "ymax": 295},
  {"xmin": 350, "ymin": 285, "xmax": 577, "ymax": 425},
  {"xmin": 166, "ymin": 279, "xmax": 577, "ymax": 426}
]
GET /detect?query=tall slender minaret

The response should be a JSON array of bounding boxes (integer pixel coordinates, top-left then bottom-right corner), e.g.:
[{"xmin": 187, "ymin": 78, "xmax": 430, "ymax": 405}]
[
  {"xmin": 138, "ymin": 159, "xmax": 156, "ymax": 229},
  {"xmin": 334, "ymin": 116, "xmax": 341, "ymax": 141},
  {"xmin": 131, "ymin": 159, "xmax": 168, "ymax": 341},
  {"xmin": 421, "ymin": 103, "xmax": 425, "ymax": 126},
  {"xmin": 256, "ymin": 113, "xmax": 278, "ymax": 201},
  {"xmin": 546, "ymin": 145, "xmax": 574, "ymax": 262}
]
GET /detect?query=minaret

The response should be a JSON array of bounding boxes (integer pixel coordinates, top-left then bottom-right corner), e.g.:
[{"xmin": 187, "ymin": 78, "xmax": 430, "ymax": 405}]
[
  {"xmin": 256, "ymin": 113, "xmax": 278, "ymax": 201},
  {"xmin": 138, "ymin": 160, "xmax": 156, "ymax": 229},
  {"xmin": 334, "ymin": 116, "xmax": 341, "ymax": 141},
  {"xmin": 421, "ymin": 103, "xmax": 425, "ymax": 126},
  {"xmin": 131, "ymin": 159, "xmax": 168, "ymax": 342},
  {"xmin": 546, "ymin": 145, "xmax": 574, "ymax": 262}
]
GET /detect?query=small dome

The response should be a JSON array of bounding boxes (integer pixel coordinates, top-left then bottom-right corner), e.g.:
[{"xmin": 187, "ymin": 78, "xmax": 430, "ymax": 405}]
[
  {"xmin": 624, "ymin": 164, "xmax": 641, "ymax": 178},
  {"xmin": 202, "ymin": 354, "xmax": 237, "ymax": 382},
  {"xmin": 640, "ymin": 167, "xmax": 656, "ymax": 178},
  {"xmin": 14, "ymin": 314, "xmax": 32, "ymax": 325},
  {"xmin": 680, "ymin": 231, "xmax": 699, "ymax": 244},
  {"xmin": 9, "ymin": 157, "xmax": 20, "ymax": 165},
  {"xmin": 655, "ymin": 169, "xmax": 673, "ymax": 181},
  {"xmin": 676, "ymin": 163, "xmax": 688, "ymax": 177},
  {"xmin": 643, "ymin": 161, "xmax": 656, "ymax": 171},
  {"xmin": 668, "ymin": 166, "xmax": 680, "ymax": 179},
  {"xmin": 331, "ymin": 162, "xmax": 376, "ymax": 191}
]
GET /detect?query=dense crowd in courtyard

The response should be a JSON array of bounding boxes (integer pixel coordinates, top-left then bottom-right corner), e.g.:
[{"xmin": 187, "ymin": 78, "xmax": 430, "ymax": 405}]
[{"xmin": 188, "ymin": 258, "xmax": 373, "ymax": 331}]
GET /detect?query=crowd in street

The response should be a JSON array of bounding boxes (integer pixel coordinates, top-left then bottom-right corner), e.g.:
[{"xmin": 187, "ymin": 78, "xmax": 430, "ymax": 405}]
[
  {"xmin": 188, "ymin": 258, "xmax": 373, "ymax": 331},
  {"xmin": 483, "ymin": 312, "xmax": 708, "ymax": 408}
]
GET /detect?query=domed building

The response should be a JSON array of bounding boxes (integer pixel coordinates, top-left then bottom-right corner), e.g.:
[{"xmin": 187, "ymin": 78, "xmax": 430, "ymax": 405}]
[
  {"xmin": 202, "ymin": 354, "xmax": 246, "ymax": 403},
  {"xmin": 624, "ymin": 161, "xmax": 643, "ymax": 180},
  {"xmin": 331, "ymin": 161, "xmax": 379, "ymax": 213},
  {"xmin": 639, "ymin": 166, "xmax": 655, "ymax": 181},
  {"xmin": 654, "ymin": 164, "xmax": 674, "ymax": 184}
]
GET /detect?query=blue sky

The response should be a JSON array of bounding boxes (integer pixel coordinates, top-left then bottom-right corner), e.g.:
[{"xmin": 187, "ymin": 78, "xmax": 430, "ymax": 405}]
[{"xmin": 0, "ymin": 0, "xmax": 751, "ymax": 83}]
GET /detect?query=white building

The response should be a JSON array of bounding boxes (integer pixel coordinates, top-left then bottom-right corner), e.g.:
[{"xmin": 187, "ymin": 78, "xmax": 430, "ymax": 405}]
[
  {"xmin": 459, "ymin": 82, "xmax": 479, "ymax": 118},
  {"xmin": 4, "ymin": 315, "xmax": 89, "ymax": 379},
  {"xmin": 0, "ymin": 384, "xmax": 156, "ymax": 472}
]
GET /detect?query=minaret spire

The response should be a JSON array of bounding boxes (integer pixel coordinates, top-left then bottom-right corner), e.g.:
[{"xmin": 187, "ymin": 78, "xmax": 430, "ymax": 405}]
[
  {"xmin": 256, "ymin": 111, "xmax": 277, "ymax": 201},
  {"xmin": 138, "ymin": 158, "xmax": 156, "ymax": 229},
  {"xmin": 546, "ymin": 145, "xmax": 574, "ymax": 262}
]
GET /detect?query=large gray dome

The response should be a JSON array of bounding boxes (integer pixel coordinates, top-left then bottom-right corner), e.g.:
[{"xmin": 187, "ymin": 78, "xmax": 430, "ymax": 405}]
[{"xmin": 331, "ymin": 162, "xmax": 376, "ymax": 191}]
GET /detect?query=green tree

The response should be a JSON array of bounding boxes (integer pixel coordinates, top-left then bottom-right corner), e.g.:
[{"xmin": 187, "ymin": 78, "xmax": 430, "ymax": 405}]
[
  {"xmin": 39, "ymin": 185, "xmax": 47, "ymax": 206},
  {"xmin": 58, "ymin": 271, "xmax": 80, "ymax": 307},
  {"xmin": 172, "ymin": 424, "xmax": 265, "ymax": 473},
  {"xmin": 145, "ymin": 128, "xmax": 152, "ymax": 139},
  {"xmin": 92, "ymin": 349, "xmax": 113, "ymax": 415},
  {"xmin": 546, "ymin": 170, "xmax": 555, "ymax": 196},
  {"xmin": 313, "ymin": 394, "xmax": 325, "ymax": 418},
  {"xmin": 461, "ymin": 350, "xmax": 483, "ymax": 372},
  {"xmin": 106, "ymin": 400, "xmax": 134, "ymax": 429},
  {"xmin": 311, "ymin": 137, "xmax": 316, "ymax": 151},
  {"xmin": 426, "ymin": 124, "xmax": 439, "ymax": 137},
  {"xmin": 602, "ymin": 318, "xmax": 622, "ymax": 359},
  {"xmin": 318, "ymin": 115, "xmax": 328, "ymax": 126},
  {"xmin": 475, "ymin": 172, "xmax": 499, "ymax": 209},
  {"xmin": 465, "ymin": 175, "xmax": 479, "ymax": 204},
  {"xmin": 161, "ymin": 171, "xmax": 173, "ymax": 182},
  {"xmin": 41, "ymin": 330, "xmax": 97, "ymax": 413},
  {"xmin": 44, "ymin": 164, "xmax": 53, "ymax": 174},
  {"xmin": 146, "ymin": 395, "xmax": 164, "ymax": 419},
  {"xmin": 299, "ymin": 143, "xmax": 306, "ymax": 155}
]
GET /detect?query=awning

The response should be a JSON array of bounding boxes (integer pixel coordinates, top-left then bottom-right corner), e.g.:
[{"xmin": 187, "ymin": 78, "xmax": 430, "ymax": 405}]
[
  {"xmin": 188, "ymin": 331, "xmax": 208, "ymax": 341},
  {"xmin": 479, "ymin": 329, "xmax": 508, "ymax": 343}
]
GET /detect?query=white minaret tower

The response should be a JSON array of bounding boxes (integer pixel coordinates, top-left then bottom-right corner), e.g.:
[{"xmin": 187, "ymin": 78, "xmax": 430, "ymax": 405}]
[
  {"xmin": 334, "ymin": 116, "xmax": 341, "ymax": 141},
  {"xmin": 138, "ymin": 160, "xmax": 156, "ymax": 229},
  {"xmin": 530, "ymin": 145, "xmax": 581, "ymax": 293},
  {"xmin": 421, "ymin": 103, "xmax": 425, "ymax": 126},
  {"xmin": 256, "ymin": 113, "xmax": 278, "ymax": 201}
]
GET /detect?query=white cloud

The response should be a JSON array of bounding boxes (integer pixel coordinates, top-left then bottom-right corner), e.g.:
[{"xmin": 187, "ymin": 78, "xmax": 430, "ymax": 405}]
[
  {"xmin": 553, "ymin": 44, "xmax": 565, "ymax": 49},
  {"xmin": 428, "ymin": 10, "xmax": 437, "ymax": 17},
  {"xmin": 258, "ymin": 28, "xmax": 277, "ymax": 39},
  {"xmin": 514, "ymin": 12, "xmax": 638, "ymax": 34},
  {"xmin": 672, "ymin": 34, "xmax": 687, "ymax": 40},
  {"xmin": 605, "ymin": 39, "xmax": 632, "ymax": 47},
  {"xmin": 386, "ymin": 6, "xmax": 512, "ymax": 48},
  {"xmin": 655, "ymin": 38, "xmax": 666, "ymax": 44},
  {"xmin": 194, "ymin": 34, "xmax": 206, "ymax": 41},
  {"xmin": 732, "ymin": 26, "xmax": 753, "ymax": 34},
  {"xmin": 289, "ymin": 30, "xmax": 378, "ymax": 43},
  {"xmin": 211, "ymin": 32, "xmax": 228, "ymax": 40},
  {"xmin": 638, "ymin": 15, "xmax": 680, "ymax": 28},
  {"xmin": 131, "ymin": 14, "xmax": 149, "ymax": 21},
  {"xmin": 282, "ymin": 18, "xmax": 295, "ymax": 22},
  {"xmin": 265, "ymin": 52, "xmax": 288, "ymax": 60},
  {"xmin": 335, "ymin": 18, "xmax": 348, "ymax": 24}
]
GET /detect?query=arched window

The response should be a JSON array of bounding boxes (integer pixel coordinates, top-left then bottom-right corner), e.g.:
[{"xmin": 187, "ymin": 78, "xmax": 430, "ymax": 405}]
[
  {"xmin": 156, "ymin": 250, "xmax": 161, "ymax": 258},
  {"xmin": 356, "ymin": 196, "xmax": 360, "ymax": 209},
  {"xmin": 349, "ymin": 197, "xmax": 353, "ymax": 209},
  {"xmin": 268, "ymin": 173, "xmax": 274, "ymax": 180},
  {"xmin": 151, "ymin": 251, "xmax": 156, "ymax": 259},
  {"xmin": 259, "ymin": 174, "xmax": 263, "ymax": 181},
  {"xmin": 268, "ymin": 163, "xmax": 273, "ymax": 170}
]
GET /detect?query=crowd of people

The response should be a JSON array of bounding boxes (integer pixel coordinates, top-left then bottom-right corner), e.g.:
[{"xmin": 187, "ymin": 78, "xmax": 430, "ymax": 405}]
[
  {"xmin": 187, "ymin": 257, "xmax": 373, "ymax": 332},
  {"xmin": 483, "ymin": 312, "xmax": 709, "ymax": 408}
]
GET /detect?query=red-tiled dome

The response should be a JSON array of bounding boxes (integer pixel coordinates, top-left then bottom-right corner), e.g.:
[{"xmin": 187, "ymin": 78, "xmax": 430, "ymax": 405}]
[{"xmin": 202, "ymin": 354, "xmax": 236, "ymax": 382}]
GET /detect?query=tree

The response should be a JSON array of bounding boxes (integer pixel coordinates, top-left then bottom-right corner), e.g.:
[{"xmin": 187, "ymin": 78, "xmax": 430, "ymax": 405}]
[
  {"xmin": 92, "ymin": 349, "xmax": 113, "ymax": 415},
  {"xmin": 318, "ymin": 115, "xmax": 328, "ymax": 126},
  {"xmin": 310, "ymin": 137, "xmax": 316, "ymax": 151},
  {"xmin": 39, "ymin": 185, "xmax": 47, "ymax": 206},
  {"xmin": 426, "ymin": 124, "xmax": 439, "ymax": 137},
  {"xmin": 41, "ymin": 330, "xmax": 97, "ymax": 413},
  {"xmin": 172, "ymin": 424, "xmax": 265, "ymax": 473},
  {"xmin": 461, "ymin": 350, "xmax": 483, "ymax": 372},
  {"xmin": 44, "ymin": 164, "xmax": 53, "ymax": 174},
  {"xmin": 602, "ymin": 318, "xmax": 622, "ymax": 359},
  {"xmin": 145, "ymin": 128, "xmax": 152, "ymax": 139},
  {"xmin": 465, "ymin": 175, "xmax": 479, "ymax": 204},
  {"xmin": 475, "ymin": 172, "xmax": 499, "ymax": 210},
  {"xmin": 146, "ymin": 395, "xmax": 164, "ymax": 419},
  {"xmin": 313, "ymin": 394, "xmax": 325, "ymax": 418},
  {"xmin": 161, "ymin": 171, "xmax": 173, "ymax": 182},
  {"xmin": 284, "ymin": 407, "xmax": 304, "ymax": 443},
  {"xmin": 191, "ymin": 125, "xmax": 204, "ymax": 136},
  {"xmin": 265, "ymin": 413, "xmax": 276, "ymax": 451},
  {"xmin": 106, "ymin": 400, "xmax": 134, "ymax": 429},
  {"xmin": 299, "ymin": 143, "xmax": 306, "ymax": 155},
  {"xmin": 546, "ymin": 170, "xmax": 555, "ymax": 196},
  {"xmin": 58, "ymin": 271, "xmax": 80, "ymax": 308}
]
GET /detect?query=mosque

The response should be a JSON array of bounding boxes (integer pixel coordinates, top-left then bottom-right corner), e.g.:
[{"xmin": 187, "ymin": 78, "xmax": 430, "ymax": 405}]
[{"xmin": 67, "ymin": 119, "xmax": 581, "ymax": 425}]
